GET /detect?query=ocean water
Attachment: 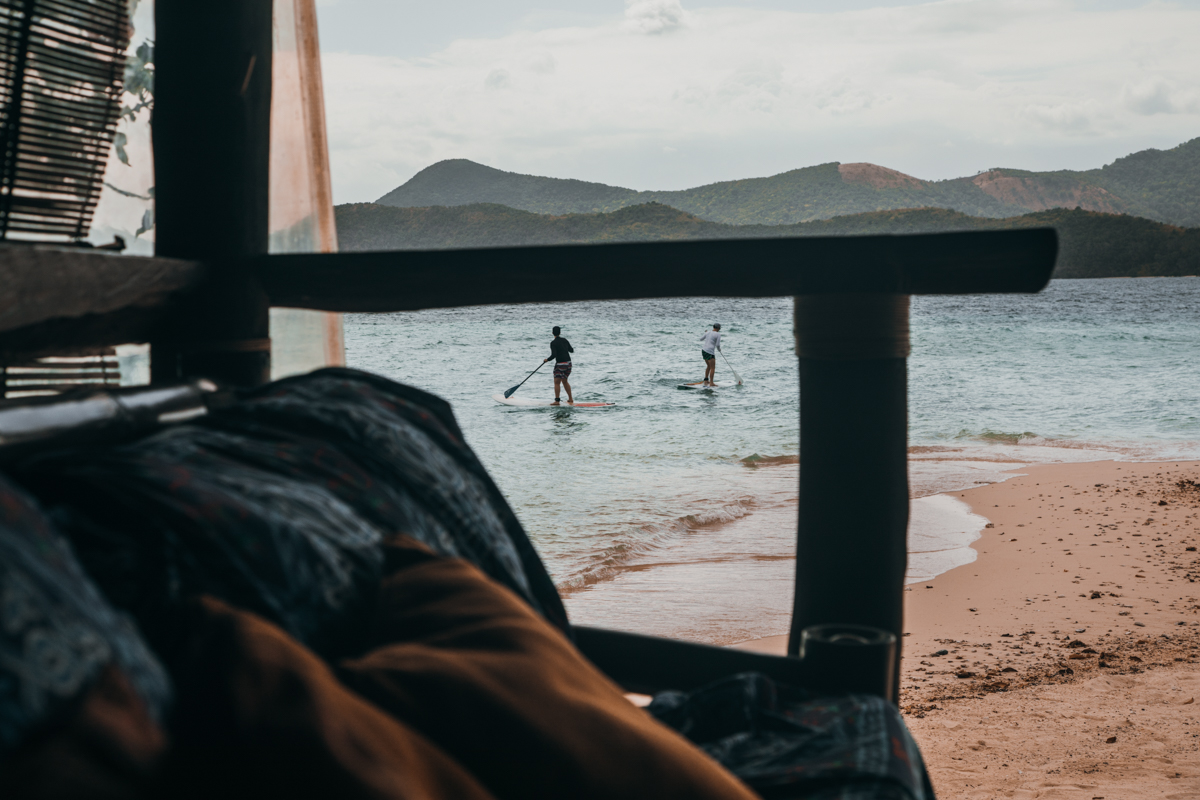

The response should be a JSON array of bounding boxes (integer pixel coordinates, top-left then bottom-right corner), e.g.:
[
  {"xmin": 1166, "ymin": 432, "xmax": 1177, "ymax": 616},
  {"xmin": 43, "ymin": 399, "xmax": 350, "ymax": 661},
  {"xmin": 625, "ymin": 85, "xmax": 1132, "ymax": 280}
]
[{"xmin": 344, "ymin": 276, "xmax": 1200, "ymax": 643}]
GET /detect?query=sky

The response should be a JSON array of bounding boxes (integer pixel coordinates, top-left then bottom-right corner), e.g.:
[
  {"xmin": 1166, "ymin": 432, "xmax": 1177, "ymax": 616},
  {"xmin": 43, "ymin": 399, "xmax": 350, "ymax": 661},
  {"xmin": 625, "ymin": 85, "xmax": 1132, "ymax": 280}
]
[{"xmin": 314, "ymin": 0, "xmax": 1200, "ymax": 204}]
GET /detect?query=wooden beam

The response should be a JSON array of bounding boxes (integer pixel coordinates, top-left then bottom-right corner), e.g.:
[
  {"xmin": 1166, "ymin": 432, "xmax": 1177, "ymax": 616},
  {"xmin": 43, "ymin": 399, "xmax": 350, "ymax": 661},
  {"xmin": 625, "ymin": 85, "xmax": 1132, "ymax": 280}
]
[
  {"xmin": 0, "ymin": 247, "xmax": 204, "ymax": 360},
  {"xmin": 154, "ymin": 3, "xmax": 272, "ymax": 262},
  {"xmin": 0, "ymin": 228, "xmax": 1055, "ymax": 360},
  {"xmin": 0, "ymin": 247, "xmax": 203, "ymax": 335},
  {"xmin": 789, "ymin": 295, "xmax": 911, "ymax": 704},
  {"xmin": 257, "ymin": 228, "xmax": 1057, "ymax": 312},
  {"xmin": 573, "ymin": 626, "xmax": 811, "ymax": 696},
  {"xmin": 151, "ymin": 0, "xmax": 274, "ymax": 386}
]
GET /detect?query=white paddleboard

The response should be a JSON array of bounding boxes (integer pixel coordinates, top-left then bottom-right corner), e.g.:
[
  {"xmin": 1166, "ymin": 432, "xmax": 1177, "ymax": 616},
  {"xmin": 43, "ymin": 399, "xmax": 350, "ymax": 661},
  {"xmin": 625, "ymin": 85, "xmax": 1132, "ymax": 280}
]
[
  {"xmin": 677, "ymin": 382, "xmax": 732, "ymax": 390},
  {"xmin": 492, "ymin": 394, "xmax": 615, "ymax": 408}
]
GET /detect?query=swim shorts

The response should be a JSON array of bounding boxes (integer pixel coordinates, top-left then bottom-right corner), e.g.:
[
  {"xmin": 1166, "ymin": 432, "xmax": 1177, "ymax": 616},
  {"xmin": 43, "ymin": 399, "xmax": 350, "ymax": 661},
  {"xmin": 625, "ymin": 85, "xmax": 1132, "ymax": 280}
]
[
  {"xmin": 702, "ymin": 350, "xmax": 715, "ymax": 361},
  {"xmin": 553, "ymin": 362, "xmax": 572, "ymax": 379}
]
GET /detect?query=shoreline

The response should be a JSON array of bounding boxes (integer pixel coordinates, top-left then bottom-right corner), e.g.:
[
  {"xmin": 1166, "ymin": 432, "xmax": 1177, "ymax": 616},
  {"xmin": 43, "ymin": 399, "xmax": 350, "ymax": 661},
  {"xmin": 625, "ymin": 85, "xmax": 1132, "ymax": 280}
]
[
  {"xmin": 563, "ymin": 450, "xmax": 1200, "ymax": 646},
  {"xmin": 738, "ymin": 459, "xmax": 1200, "ymax": 798}
]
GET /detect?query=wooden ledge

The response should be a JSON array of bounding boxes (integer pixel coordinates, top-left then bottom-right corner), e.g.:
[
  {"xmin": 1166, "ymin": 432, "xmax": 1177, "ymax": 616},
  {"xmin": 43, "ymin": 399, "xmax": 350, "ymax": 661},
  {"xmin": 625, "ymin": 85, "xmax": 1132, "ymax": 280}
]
[
  {"xmin": 0, "ymin": 246, "xmax": 205, "ymax": 335},
  {"xmin": 0, "ymin": 246, "xmax": 205, "ymax": 359},
  {"xmin": 0, "ymin": 229, "xmax": 1056, "ymax": 358},
  {"xmin": 256, "ymin": 229, "xmax": 1057, "ymax": 313}
]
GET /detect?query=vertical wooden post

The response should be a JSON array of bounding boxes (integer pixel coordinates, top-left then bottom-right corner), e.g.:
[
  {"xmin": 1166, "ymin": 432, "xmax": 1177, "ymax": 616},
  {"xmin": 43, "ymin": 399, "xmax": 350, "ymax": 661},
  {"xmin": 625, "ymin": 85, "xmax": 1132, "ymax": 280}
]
[
  {"xmin": 151, "ymin": 1, "xmax": 274, "ymax": 386},
  {"xmin": 788, "ymin": 294, "xmax": 910, "ymax": 703}
]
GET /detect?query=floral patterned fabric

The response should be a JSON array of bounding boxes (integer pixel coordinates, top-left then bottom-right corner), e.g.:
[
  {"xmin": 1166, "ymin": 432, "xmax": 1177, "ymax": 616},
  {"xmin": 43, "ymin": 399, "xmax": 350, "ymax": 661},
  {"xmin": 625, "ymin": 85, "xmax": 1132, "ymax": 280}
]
[{"xmin": 0, "ymin": 475, "xmax": 170, "ymax": 755}]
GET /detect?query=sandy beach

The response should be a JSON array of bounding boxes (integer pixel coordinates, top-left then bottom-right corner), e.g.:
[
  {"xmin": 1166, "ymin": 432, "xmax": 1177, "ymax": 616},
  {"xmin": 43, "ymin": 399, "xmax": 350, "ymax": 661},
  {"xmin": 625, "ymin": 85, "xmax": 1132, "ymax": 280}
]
[
  {"xmin": 903, "ymin": 460, "xmax": 1200, "ymax": 798},
  {"xmin": 742, "ymin": 459, "xmax": 1200, "ymax": 798}
]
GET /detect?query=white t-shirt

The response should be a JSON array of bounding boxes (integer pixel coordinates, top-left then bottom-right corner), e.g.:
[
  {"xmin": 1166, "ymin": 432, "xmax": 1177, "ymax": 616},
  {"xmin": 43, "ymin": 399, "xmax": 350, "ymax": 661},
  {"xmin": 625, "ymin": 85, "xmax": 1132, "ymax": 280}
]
[{"xmin": 701, "ymin": 330, "xmax": 722, "ymax": 354}]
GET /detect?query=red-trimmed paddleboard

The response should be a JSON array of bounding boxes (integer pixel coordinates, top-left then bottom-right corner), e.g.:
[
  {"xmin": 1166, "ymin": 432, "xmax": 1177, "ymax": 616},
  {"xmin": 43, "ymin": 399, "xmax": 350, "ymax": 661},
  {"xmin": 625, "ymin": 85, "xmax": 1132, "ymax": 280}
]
[
  {"xmin": 677, "ymin": 382, "xmax": 732, "ymax": 389},
  {"xmin": 492, "ymin": 394, "xmax": 615, "ymax": 408}
]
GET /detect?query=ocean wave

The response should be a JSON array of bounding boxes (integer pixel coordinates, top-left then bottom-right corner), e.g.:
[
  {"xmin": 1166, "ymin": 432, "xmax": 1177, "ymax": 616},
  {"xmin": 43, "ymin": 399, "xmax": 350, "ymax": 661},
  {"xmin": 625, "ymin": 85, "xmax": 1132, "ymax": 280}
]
[
  {"xmin": 954, "ymin": 429, "xmax": 1046, "ymax": 445},
  {"xmin": 739, "ymin": 453, "xmax": 798, "ymax": 467},
  {"xmin": 914, "ymin": 431, "xmax": 1200, "ymax": 461},
  {"xmin": 556, "ymin": 497, "xmax": 757, "ymax": 594}
]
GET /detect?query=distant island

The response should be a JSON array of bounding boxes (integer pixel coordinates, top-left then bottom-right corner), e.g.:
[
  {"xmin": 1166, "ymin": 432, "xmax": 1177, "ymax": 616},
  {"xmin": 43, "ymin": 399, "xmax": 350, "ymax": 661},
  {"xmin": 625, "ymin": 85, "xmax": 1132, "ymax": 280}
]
[
  {"xmin": 374, "ymin": 137, "xmax": 1200, "ymax": 228},
  {"xmin": 335, "ymin": 202, "xmax": 1200, "ymax": 280},
  {"xmin": 338, "ymin": 137, "xmax": 1200, "ymax": 280}
]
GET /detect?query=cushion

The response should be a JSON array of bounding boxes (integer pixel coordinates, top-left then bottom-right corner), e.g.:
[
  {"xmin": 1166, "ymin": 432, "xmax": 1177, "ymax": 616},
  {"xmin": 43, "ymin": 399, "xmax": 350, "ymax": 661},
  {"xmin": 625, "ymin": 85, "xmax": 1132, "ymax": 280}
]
[
  {"xmin": 162, "ymin": 595, "xmax": 497, "ymax": 800},
  {"xmin": 340, "ymin": 536, "xmax": 759, "ymax": 800}
]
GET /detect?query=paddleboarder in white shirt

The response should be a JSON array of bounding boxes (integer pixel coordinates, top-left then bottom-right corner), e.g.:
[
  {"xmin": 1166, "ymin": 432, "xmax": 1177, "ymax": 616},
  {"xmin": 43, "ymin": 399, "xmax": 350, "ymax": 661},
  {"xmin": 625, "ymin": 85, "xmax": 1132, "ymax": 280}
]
[{"xmin": 700, "ymin": 324, "xmax": 722, "ymax": 386}]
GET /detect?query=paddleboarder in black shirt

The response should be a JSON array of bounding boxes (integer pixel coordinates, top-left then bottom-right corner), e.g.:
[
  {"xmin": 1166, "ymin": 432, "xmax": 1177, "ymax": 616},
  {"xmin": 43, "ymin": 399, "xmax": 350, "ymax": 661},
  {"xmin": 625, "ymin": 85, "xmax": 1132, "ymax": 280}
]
[{"xmin": 544, "ymin": 326, "xmax": 574, "ymax": 405}]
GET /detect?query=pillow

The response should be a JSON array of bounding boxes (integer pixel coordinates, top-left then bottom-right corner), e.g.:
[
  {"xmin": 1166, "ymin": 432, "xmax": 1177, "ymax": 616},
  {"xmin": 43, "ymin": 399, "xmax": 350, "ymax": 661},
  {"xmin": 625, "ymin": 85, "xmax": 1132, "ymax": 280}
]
[
  {"xmin": 340, "ymin": 536, "xmax": 759, "ymax": 800},
  {"xmin": 162, "ymin": 596, "xmax": 498, "ymax": 800}
]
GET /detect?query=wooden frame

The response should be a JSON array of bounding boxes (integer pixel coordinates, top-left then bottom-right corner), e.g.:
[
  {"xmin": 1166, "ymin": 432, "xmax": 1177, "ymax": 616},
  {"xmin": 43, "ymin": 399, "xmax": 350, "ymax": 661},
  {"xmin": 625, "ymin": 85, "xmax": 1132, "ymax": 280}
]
[{"xmin": 0, "ymin": 0, "xmax": 1058, "ymax": 703}]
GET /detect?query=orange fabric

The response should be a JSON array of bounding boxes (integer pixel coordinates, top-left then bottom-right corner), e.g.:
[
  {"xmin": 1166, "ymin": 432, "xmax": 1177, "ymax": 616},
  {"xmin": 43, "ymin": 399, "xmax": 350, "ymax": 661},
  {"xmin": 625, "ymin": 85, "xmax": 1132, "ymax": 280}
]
[
  {"xmin": 160, "ymin": 596, "xmax": 497, "ymax": 800},
  {"xmin": 7, "ymin": 666, "xmax": 165, "ymax": 800},
  {"xmin": 341, "ymin": 538, "xmax": 759, "ymax": 800},
  {"xmin": 9, "ymin": 539, "xmax": 758, "ymax": 800}
]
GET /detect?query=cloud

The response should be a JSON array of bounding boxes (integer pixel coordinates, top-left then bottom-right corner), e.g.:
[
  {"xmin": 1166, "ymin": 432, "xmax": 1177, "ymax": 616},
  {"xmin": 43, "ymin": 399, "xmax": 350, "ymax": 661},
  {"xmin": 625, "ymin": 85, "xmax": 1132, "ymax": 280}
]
[
  {"xmin": 527, "ymin": 53, "xmax": 556, "ymax": 75},
  {"xmin": 1123, "ymin": 78, "xmax": 1200, "ymax": 116},
  {"xmin": 484, "ymin": 68, "xmax": 511, "ymax": 90},
  {"xmin": 624, "ymin": 0, "xmax": 688, "ymax": 35},
  {"xmin": 1021, "ymin": 101, "xmax": 1105, "ymax": 135},
  {"xmin": 319, "ymin": 1, "xmax": 1200, "ymax": 202}
]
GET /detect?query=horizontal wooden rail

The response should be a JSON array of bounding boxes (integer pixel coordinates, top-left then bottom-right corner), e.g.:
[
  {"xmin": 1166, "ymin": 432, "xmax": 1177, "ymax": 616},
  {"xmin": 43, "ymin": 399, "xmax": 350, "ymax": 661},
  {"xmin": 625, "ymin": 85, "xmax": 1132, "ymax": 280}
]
[
  {"xmin": 3, "ymin": 384, "xmax": 117, "ymax": 394},
  {"xmin": 0, "ymin": 246, "xmax": 205, "ymax": 335},
  {"xmin": 0, "ymin": 229, "xmax": 1055, "ymax": 358},
  {"xmin": 0, "ymin": 246, "xmax": 205, "ymax": 359},
  {"xmin": 573, "ymin": 626, "xmax": 812, "ymax": 696},
  {"xmin": 3, "ymin": 372, "xmax": 118, "ymax": 381},
  {"xmin": 257, "ymin": 229, "xmax": 1057, "ymax": 312}
]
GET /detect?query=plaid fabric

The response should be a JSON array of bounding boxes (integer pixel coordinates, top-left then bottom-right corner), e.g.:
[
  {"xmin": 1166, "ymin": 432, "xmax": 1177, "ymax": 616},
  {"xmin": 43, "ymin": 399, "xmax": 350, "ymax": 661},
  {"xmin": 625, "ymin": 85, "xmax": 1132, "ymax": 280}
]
[{"xmin": 649, "ymin": 673, "xmax": 934, "ymax": 800}]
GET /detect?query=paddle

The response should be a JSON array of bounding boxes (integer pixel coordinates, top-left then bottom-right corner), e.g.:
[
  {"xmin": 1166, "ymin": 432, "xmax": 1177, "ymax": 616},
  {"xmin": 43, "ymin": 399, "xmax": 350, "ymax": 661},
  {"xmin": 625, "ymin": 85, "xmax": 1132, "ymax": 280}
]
[
  {"xmin": 504, "ymin": 360, "xmax": 551, "ymax": 398},
  {"xmin": 720, "ymin": 350, "xmax": 743, "ymax": 385}
]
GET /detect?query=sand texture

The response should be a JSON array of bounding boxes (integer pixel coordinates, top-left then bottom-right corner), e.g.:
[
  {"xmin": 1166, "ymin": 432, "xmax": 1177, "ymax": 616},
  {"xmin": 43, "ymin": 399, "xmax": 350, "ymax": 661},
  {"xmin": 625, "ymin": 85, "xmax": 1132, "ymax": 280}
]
[{"xmin": 903, "ymin": 460, "xmax": 1200, "ymax": 799}]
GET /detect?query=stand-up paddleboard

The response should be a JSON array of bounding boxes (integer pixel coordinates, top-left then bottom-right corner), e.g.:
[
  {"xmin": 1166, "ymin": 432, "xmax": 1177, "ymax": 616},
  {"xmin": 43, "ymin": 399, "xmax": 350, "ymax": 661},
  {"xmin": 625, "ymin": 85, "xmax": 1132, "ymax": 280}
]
[
  {"xmin": 677, "ymin": 382, "xmax": 732, "ymax": 390},
  {"xmin": 492, "ymin": 394, "xmax": 615, "ymax": 408}
]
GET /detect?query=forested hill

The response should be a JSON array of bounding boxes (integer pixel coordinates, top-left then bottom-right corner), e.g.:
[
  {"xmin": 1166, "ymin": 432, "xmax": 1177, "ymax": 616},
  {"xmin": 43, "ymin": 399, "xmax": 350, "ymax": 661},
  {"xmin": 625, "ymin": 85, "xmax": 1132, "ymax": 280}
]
[
  {"xmin": 374, "ymin": 137, "xmax": 1200, "ymax": 228},
  {"xmin": 334, "ymin": 201, "xmax": 1200, "ymax": 280}
]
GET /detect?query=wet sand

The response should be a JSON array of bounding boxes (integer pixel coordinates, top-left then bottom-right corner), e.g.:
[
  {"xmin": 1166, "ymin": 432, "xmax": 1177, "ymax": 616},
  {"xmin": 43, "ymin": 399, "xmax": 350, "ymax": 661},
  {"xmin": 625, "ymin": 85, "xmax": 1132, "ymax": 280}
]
[
  {"xmin": 563, "ymin": 457, "xmax": 998, "ymax": 644},
  {"xmin": 741, "ymin": 460, "xmax": 1200, "ymax": 798}
]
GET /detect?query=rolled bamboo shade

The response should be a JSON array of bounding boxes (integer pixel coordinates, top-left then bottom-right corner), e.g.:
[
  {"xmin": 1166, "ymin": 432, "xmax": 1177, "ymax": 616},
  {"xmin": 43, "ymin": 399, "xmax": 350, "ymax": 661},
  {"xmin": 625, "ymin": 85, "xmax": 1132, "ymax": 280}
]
[{"xmin": 0, "ymin": 0, "xmax": 129, "ymax": 242}]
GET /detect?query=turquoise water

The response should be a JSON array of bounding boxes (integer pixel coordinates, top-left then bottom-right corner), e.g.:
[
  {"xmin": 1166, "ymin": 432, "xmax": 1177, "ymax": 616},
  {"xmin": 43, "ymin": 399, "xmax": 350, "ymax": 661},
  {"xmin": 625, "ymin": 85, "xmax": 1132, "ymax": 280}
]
[
  {"xmin": 346, "ymin": 296, "xmax": 801, "ymax": 587},
  {"xmin": 345, "ymin": 277, "xmax": 1200, "ymax": 641},
  {"xmin": 910, "ymin": 277, "xmax": 1200, "ymax": 446}
]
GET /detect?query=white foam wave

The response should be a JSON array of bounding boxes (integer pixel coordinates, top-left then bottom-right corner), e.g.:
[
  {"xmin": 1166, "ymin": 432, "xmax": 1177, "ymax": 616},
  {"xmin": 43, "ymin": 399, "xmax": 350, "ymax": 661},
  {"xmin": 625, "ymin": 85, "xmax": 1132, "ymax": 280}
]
[
  {"xmin": 908, "ymin": 436, "xmax": 1200, "ymax": 498},
  {"xmin": 906, "ymin": 494, "xmax": 989, "ymax": 583}
]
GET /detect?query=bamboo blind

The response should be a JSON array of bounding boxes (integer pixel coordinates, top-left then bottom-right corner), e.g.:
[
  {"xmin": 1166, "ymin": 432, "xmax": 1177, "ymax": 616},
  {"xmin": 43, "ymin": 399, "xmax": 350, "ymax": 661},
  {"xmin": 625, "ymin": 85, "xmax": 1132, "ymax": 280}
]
[{"xmin": 0, "ymin": 0, "xmax": 129, "ymax": 242}]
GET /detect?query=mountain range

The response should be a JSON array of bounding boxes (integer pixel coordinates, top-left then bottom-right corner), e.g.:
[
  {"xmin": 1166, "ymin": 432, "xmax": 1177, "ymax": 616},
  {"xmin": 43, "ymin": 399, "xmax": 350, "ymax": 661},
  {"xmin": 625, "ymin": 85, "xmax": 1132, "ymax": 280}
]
[
  {"xmin": 335, "ymin": 202, "xmax": 1200, "ymax": 280},
  {"xmin": 375, "ymin": 137, "xmax": 1200, "ymax": 228}
]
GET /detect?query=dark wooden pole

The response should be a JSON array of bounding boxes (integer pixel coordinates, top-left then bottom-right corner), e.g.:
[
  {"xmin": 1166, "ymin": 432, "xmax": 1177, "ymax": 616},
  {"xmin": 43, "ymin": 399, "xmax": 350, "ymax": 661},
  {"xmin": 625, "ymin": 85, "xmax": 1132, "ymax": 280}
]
[
  {"xmin": 788, "ymin": 294, "xmax": 910, "ymax": 703},
  {"xmin": 150, "ymin": 1, "xmax": 273, "ymax": 385}
]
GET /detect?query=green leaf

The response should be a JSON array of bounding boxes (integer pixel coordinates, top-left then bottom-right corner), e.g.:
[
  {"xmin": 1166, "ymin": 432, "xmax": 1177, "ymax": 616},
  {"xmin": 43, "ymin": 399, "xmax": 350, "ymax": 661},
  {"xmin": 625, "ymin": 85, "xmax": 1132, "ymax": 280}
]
[
  {"xmin": 135, "ymin": 208, "xmax": 154, "ymax": 238},
  {"xmin": 113, "ymin": 131, "xmax": 129, "ymax": 166}
]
